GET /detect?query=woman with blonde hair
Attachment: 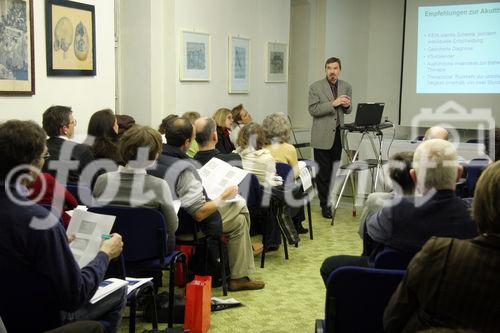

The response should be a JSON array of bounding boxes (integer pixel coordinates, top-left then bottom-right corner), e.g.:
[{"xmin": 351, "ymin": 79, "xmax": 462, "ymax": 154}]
[{"xmin": 213, "ymin": 108, "xmax": 236, "ymax": 154}]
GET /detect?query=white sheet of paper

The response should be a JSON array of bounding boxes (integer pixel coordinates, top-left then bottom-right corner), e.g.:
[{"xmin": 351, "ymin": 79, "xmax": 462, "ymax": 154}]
[
  {"xmin": 66, "ymin": 209, "xmax": 115, "ymax": 268},
  {"xmin": 90, "ymin": 278, "xmax": 128, "ymax": 304},
  {"xmin": 66, "ymin": 205, "xmax": 88, "ymax": 217},
  {"xmin": 198, "ymin": 158, "xmax": 249, "ymax": 199},
  {"xmin": 299, "ymin": 163, "xmax": 313, "ymax": 191},
  {"xmin": 126, "ymin": 277, "xmax": 154, "ymax": 295}
]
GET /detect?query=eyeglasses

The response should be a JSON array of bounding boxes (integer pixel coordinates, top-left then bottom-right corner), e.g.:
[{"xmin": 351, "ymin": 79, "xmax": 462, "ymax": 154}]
[{"xmin": 43, "ymin": 152, "xmax": 51, "ymax": 160}]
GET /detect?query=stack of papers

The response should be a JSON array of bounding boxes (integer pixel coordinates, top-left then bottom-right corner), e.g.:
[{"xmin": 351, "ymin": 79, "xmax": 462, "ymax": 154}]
[
  {"xmin": 211, "ymin": 297, "xmax": 242, "ymax": 311},
  {"xmin": 90, "ymin": 278, "xmax": 128, "ymax": 304},
  {"xmin": 197, "ymin": 158, "xmax": 249, "ymax": 200},
  {"xmin": 90, "ymin": 277, "xmax": 154, "ymax": 304}
]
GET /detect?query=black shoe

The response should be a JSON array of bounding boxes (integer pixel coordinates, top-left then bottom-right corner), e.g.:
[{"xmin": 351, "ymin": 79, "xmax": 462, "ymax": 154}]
[
  {"xmin": 297, "ymin": 224, "xmax": 309, "ymax": 234},
  {"xmin": 321, "ymin": 206, "xmax": 333, "ymax": 219}
]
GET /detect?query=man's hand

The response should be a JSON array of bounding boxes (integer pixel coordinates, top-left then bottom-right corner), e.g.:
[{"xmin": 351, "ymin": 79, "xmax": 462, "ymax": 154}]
[
  {"xmin": 220, "ymin": 185, "xmax": 238, "ymax": 201},
  {"xmin": 67, "ymin": 234, "xmax": 76, "ymax": 243},
  {"xmin": 332, "ymin": 95, "xmax": 351, "ymax": 108},
  {"xmin": 99, "ymin": 233, "xmax": 124, "ymax": 261}
]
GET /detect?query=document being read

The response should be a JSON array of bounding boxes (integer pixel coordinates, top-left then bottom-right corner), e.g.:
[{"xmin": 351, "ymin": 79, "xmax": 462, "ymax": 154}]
[
  {"xmin": 66, "ymin": 209, "xmax": 115, "ymax": 268},
  {"xmin": 197, "ymin": 158, "xmax": 249, "ymax": 200}
]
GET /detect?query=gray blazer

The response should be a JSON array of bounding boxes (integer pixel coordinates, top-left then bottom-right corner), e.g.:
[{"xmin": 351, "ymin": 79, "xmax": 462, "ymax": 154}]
[{"xmin": 308, "ymin": 78, "xmax": 352, "ymax": 149}]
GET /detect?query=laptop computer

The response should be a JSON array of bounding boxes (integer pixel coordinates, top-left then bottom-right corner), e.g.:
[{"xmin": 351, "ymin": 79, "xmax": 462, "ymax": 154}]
[{"xmin": 344, "ymin": 102, "xmax": 386, "ymax": 130}]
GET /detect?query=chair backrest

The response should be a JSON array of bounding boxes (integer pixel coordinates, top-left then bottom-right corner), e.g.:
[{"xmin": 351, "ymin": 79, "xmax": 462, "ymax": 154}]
[
  {"xmin": 238, "ymin": 172, "xmax": 262, "ymax": 207},
  {"xmin": 374, "ymin": 247, "xmax": 414, "ymax": 270},
  {"xmin": 66, "ymin": 184, "xmax": 92, "ymax": 205},
  {"xmin": 88, "ymin": 205, "xmax": 168, "ymax": 262},
  {"xmin": 465, "ymin": 158, "xmax": 490, "ymax": 195},
  {"xmin": 324, "ymin": 266, "xmax": 405, "ymax": 333},
  {"xmin": 275, "ymin": 162, "xmax": 295, "ymax": 186}
]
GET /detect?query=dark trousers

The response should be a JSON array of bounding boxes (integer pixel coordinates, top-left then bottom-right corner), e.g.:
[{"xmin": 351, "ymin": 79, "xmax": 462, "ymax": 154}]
[
  {"xmin": 314, "ymin": 128, "xmax": 342, "ymax": 208},
  {"xmin": 320, "ymin": 255, "xmax": 370, "ymax": 286}
]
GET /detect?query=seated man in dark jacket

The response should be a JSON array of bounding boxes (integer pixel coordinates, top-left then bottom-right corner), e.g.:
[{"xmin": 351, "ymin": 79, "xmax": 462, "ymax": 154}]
[
  {"xmin": 320, "ymin": 139, "xmax": 477, "ymax": 285},
  {"xmin": 0, "ymin": 120, "xmax": 125, "ymax": 333},
  {"xmin": 193, "ymin": 117, "xmax": 242, "ymax": 167},
  {"xmin": 42, "ymin": 105, "xmax": 95, "ymax": 187}
]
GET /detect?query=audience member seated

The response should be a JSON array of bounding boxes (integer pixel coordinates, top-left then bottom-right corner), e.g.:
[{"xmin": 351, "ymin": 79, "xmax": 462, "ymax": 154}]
[
  {"xmin": 235, "ymin": 123, "xmax": 280, "ymax": 187},
  {"xmin": 92, "ymin": 125, "xmax": 178, "ymax": 252},
  {"xmin": 384, "ymin": 160, "xmax": 500, "ymax": 333},
  {"xmin": 424, "ymin": 126, "xmax": 449, "ymax": 141},
  {"xmin": 158, "ymin": 114, "xmax": 179, "ymax": 144},
  {"xmin": 484, "ymin": 127, "xmax": 499, "ymax": 162},
  {"xmin": 320, "ymin": 139, "xmax": 477, "ymax": 285},
  {"xmin": 42, "ymin": 105, "xmax": 95, "ymax": 185},
  {"xmin": 357, "ymin": 152, "xmax": 414, "ymax": 240},
  {"xmin": 116, "ymin": 114, "xmax": 135, "ymax": 138},
  {"xmin": 85, "ymin": 109, "xmax": 121, "ymax": 163},
  {"xmin": 193, "ymin": 116, "xmax": 242, "ymax": 167},
  {"xmin": 149, "ymin": 117, "xmax": 265, "ymax": 291},
  {"xmin": 213, "ymin": 108, "xmax": 236, "ymax": 154},
  {"xmin": 0, "ymin": 120, "xmax": 126, "ymax": 333},
  {"xmin": 262, "ymin": 112, "xmax": 308, "ymax": 234},
  {"xmin": 182, "ymin": 111, "xmax": 201, "ymax": 157},
  {"xmin": 263, "ymin": 112, "xmax": 300, "ymax": 178},
  {"xmin": 230, "ymin": 104, "xmax": 253, "ymax": 146},
  {"xmin": 28, "ymin": 171, "xmax": 78, "ymax": 228}
]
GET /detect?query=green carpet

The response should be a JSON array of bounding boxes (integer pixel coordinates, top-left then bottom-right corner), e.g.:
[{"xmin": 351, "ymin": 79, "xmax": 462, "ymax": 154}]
[{"xmin": 119, "ymin": 202, "xmax": 362, "ymax": 332}]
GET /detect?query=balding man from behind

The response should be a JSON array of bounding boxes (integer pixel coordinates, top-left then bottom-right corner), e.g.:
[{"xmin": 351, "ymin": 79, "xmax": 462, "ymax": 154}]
[{"xmin": 424, "ymin": 126, "xmax": 449, "ymax": 141}]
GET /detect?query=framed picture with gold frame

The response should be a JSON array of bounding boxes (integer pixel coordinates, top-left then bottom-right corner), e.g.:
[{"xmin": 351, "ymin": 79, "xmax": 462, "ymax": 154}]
[
  {"xmin": 45, "ymin": 0, "xmax": 96, "ymax": 76},
  {"xmin": 0, "ymin": 0, "xmax": 35, "ymax": 96}
]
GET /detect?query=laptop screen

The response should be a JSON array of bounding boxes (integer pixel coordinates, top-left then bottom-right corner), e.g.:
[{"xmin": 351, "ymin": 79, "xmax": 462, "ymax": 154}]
[{"xmin": 354, "ymin": 103, "xmax": 385, "ymax": 126}]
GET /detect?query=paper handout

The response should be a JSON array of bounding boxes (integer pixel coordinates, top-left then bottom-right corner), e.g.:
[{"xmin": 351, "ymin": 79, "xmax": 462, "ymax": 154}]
[
  {"xmin": 66, "ymin": 209, "xmax": 115, "ymax": 268},
  {"xmin": 197, "ymin": 158, "xmax": 249, "ymax": 200},
  {"xmin": 90, "ymin": 278, "xmax": 128, "ymax": 304}
]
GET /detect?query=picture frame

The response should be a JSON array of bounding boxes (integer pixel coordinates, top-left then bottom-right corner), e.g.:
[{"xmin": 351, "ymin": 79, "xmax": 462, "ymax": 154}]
[
  {"xmin": 180, "ymin": 31, "xmax": 211, "ymax": 81},
  {"xmin": 266, "ymin": 42, "xmax": 288, "ymax": 83},
  {"xmin": 228, "ymin": 35, "xmax": 250, "ymax": 93},
  {"xmin": 0, "ymin": 0, "xmax": 35, "ymax": 96},
  {"xmin": 45, "ymin": 0, "xmax": 96, "ymax": 76}
]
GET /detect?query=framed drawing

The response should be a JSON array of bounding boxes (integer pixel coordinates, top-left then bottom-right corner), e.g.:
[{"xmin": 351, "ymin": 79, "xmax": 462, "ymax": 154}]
[
  {"xmin": 0, "ymin": 0, "xmax": 35, "ymax": 96},
  {"xmin": 180, "ymin": 31, "xmax": 211, "ymax": 81},
  {"xmin": 45, "ymin": 0, "xmax": 96, "ymax": 76},
  {"xmin": 266, "ymin": 42, "xmax": 288, "ymax": 83},
  {"xmin": 228, "ymin": 36, "xmax": 250, "ymax": 93}
]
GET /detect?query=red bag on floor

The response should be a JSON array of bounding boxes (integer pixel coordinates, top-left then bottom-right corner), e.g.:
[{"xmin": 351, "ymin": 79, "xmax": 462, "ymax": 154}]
[
  {"xmin": 175, "ymin": 245, "xmax": 194, "ymax": 286},
  {"xmin": 184, "ymin": 275, "xmax": 212, "ymax": 333}
]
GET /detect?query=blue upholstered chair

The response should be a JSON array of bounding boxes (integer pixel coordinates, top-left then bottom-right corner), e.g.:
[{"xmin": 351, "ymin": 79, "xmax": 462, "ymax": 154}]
[
  {"xmin": 315, "ymin": 266, "xmax": 405, "ymax": 333},
  {"xmin": 374, "ymin": 247, "xmax": 414, "ymax": 270},
  {"xmin": 87, "ymin": 205, "xmax": 186, "ymax": 329}
]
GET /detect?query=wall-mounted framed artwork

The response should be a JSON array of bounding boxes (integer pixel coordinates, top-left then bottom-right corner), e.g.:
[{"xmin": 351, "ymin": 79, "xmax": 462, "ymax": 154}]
[
  {"xmin": 228, "ymin": 35, "xmax": 250, "ymax": 93},
  {"xmin": 266, "ymin": 42, "xmax": 288, "ymax": 83},
  {"xmin": 0, "ymin": 0, "xmax": 35, "ymax": 96},
  {"xmin": 45, "ymin": 0, "xmax": 96, "ymax": 76},
  {"xmin": 180, "ymin": 31, "xmax": 211, "ymax": 81}
]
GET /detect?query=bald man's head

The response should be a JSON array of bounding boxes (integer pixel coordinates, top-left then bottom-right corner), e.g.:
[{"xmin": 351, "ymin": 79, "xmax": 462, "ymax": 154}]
[
  {"xmin": 195, "ymin": 117, "xmax": 217, "ymax": 147},
  {"xmin": 424, "ymin": 126, "xmax": 449, "ymax": 141}
]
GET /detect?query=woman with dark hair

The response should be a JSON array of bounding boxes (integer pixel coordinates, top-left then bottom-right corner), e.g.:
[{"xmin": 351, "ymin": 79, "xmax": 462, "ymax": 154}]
[
  {"xmin": 384, "ymin": 160, "xmax": 500, "ymax": 333},
  {"xmin": 116, "ymin": 114, "xmax": 135, "ymax": 137},
  {"xmin": 230, "ymin": 104, "xmax": 252, "ymax": 146},
  {"xmin": 86, "ymin": 109, "xmax": 120, "ymax": 162},
  {"xmin": 213, "ymin": 108, "xmax": 236, "ymax": 153}
]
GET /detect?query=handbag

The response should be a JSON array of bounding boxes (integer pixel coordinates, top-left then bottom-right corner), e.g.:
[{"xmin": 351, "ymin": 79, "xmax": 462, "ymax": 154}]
[{"xmin": 184, "ymin": 275, "xmax": 212, "ymax": 333}]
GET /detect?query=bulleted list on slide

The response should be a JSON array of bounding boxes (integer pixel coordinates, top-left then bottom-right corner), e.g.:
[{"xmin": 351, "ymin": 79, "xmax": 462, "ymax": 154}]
[{"xmin": 417, "ymin": 2, "xmax": 500, "ymax": 93}]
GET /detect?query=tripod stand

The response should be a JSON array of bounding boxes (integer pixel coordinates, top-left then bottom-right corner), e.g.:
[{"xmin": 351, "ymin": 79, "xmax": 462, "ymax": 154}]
[{"xmin": 331, "ymin": 123, "xmax": 392, "ymax": 225}]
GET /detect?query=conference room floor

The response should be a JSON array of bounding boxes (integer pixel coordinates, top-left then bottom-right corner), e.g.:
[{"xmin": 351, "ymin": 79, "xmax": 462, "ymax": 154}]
[{"xmin": 118, "ymin": 200, "xmax": 362, "ymax": 332}]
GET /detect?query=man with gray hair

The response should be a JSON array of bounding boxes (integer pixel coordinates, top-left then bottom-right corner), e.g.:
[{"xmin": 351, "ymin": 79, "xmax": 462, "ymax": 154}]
[
  {"xmin": 319, "ymin": 139, "xmax": 477, "ymax": 285},
  {"xmin": 193, "ymin": 117, "xmax": 242, "ymax": 167}
]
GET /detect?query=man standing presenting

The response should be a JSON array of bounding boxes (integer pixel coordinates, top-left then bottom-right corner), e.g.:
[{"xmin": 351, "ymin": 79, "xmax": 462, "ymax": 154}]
[{"xmin": 309, "ymin": 57, "xmax": 352, "ymax": 218}]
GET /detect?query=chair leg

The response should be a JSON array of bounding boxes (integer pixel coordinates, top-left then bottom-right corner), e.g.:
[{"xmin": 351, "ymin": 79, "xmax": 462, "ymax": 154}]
[
  {"xmin": 149, "ymin": 287, "xmax": 158, "ymax": 330},
  {"xmin": 129, "ymin": 296, "xmax": 136, "ymax": 333},
  {"xmin": 307, "ymin": 201, "xmax": 313, "ymax": 240},
  {"xmin": 260, "ymin": 209, "xmax": 267, "ymax": 269},
  {"xmin": 281, "ymin": 230, "xmax": 289, "ymax": 260},
  {"xmin": 218, "ymin": 239, "xmax": 228, "ymax": 296},
  {"xmin": 168, "ymin": 252, "xmax": 186, "ymax": 328}
]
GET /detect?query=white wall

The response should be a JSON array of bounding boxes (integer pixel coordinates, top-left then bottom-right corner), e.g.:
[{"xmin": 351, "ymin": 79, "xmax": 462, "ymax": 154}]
[
  {"xmin": 118, "ymin": 0, "xmax": 291, "ymax": 127},
  {"xmin": 288, "ymin": 0, "xmax": 404, "ymax": 129},
  {"xmin": 0, "ymin": 0, "xmax": 116, "ymax": 139}
]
